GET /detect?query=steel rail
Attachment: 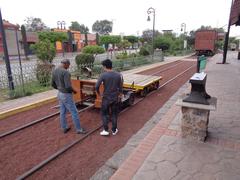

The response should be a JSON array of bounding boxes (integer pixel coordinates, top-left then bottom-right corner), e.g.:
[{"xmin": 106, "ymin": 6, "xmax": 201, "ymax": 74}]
[
  {"xmin": 1, "ymin": 61, "xmax": 192, "ymax": 139},
  {"xmin": 0, "ymin": 104, "xmax": 94, "ymax": 139},
  {"xmin": 16, "ymin": 64, "xmax": 196, "ymax": 180},
  {"xmin": 130, "ymin": 60, "xmax": 192, "ymax": 87}
]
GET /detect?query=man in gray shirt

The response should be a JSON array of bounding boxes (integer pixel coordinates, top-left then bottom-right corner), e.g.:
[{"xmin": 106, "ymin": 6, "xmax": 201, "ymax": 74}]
[
  {"xmin": 96, "ymin": 59, "xmax": 123, "ymax": 136},
  {"xmin": 52, "ymin": 59, "xmax": 87, "ymax": 134}
]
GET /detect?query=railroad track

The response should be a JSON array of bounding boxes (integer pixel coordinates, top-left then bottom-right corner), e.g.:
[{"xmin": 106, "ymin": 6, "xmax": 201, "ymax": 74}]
[
  {"xmin": 0, "ymin": 104, "xmax": 94, "ymax": 139},
  {"xmin": 16, "ymin": 63, "xmax": 196, "ymax": 180},
  {"xmin": 0, "ymin": 60, "xmax": 189, "ymax": 139}
]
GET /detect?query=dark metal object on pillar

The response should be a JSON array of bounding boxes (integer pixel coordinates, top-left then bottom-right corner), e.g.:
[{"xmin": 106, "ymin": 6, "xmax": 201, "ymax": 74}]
[{"xmin": 183, "ymin": 73, "xmax": 211, "ymax": 105}]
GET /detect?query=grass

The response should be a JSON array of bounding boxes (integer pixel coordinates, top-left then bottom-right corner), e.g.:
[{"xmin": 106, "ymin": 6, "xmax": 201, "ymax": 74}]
[{"xmin": 0, "ymin": 81, "xmax": 52, "ymax": 102}]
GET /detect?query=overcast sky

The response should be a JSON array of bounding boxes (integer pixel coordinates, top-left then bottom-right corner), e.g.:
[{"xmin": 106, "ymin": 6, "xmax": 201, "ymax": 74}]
[{"xmin": 1, "ymin": 0, "xmax": 240, "ymax": 37}]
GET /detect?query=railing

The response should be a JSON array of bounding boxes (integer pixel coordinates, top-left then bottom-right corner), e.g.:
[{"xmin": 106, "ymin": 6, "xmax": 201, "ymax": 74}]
[{"xmin": 0, "ymin": 52, "xmax": 165, "ymax": 101}]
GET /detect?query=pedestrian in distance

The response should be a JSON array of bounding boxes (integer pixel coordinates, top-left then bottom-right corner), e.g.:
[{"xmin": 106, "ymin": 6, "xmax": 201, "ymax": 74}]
[
  {"xmin": 96, "ymin": 59, "xmax": 123, "ymax": 136},
  {"xmin": 51, "ymin": 59, "xmax": 87, "ymax": 134}
]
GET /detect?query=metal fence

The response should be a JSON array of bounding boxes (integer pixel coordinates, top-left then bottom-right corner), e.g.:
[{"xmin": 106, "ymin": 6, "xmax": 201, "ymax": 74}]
[{"xmin": 0, "ymin": 51, "xmax": 164, "ymax": 101}]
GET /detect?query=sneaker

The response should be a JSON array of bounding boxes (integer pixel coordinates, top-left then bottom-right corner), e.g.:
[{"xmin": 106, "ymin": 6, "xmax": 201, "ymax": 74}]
[
  {"xmin": 100, "ymin": 130, "xmax": 110, "ymax": 136},
  {"xmin": 63, "ymin": 127, "xmax": 71, "ymax": 134},
  {"xmin": 76, "ymin": 128, "xmax": 87, "ymax": 134},
  {"xmin": 112, "ymin": 129, "xmax": 118, "ymax": 136}
]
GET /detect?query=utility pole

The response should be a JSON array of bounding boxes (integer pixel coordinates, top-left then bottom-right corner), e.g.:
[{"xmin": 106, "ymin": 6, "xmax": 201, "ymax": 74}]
[
  {"xmin": 0, "ymin": 9, "xmax": 14, "ymax": 90},
  {"xmin": 222, "ymin": 0, "xmax": 234, "ymax": 64}
]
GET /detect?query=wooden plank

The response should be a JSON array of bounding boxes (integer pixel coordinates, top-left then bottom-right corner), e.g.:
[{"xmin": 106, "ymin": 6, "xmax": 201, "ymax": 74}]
[{"xmin": 123, "ymin": 74, "xmax": 162, "ymax": 89}]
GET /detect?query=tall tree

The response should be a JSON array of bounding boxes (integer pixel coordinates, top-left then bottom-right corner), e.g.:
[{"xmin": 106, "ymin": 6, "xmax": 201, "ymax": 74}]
[
  {"xmin": 69, "ymin": 21, "xmax": 89, "ymax": 33},
  {"xmin": 21, "ymin": 25, "xmax": 29, "ymax": 58},
  {"xmin": 123, "ymin": 36, "xmax": 139, "ymax": 44},
  {"xmin": 100, "ymin": 35, "xmax": 121, "ymax": 49},
  {"xmin": 142, "ymin": 29, "xmax": 161, "ymax": 43},
  {"xmin": 24, "ymin": 17, "xmax": 48, "ymax": 32},
  {"xmin": 92, "ymin": 20, "xmax": 112, "ymax": 35},
  {"xmin": 38, "ymin": 31, "xmax": 68, "ymax": 43}
]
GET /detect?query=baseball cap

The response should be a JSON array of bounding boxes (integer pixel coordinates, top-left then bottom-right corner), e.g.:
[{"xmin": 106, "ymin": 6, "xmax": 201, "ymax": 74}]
[{"xmin": 61, "ymin": 59, "xmax": 70, "ymax": 64}]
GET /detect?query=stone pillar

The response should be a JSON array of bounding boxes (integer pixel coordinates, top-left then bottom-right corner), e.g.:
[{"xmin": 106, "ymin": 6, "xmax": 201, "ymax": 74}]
[{"xmin": 176, "ymin": 97, "xmax": 217, "ymax": 142}]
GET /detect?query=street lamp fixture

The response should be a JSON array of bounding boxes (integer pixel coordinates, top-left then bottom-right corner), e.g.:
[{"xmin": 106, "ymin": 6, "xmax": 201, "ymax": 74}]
[
  {"xmin": 57, "ymin": 21, "xmax": 66, "ymax": 57},
  {"xmin": 57, "ymin": 21, "xmax": 66, "ymax": 30},
  {"xmin": 181, "ymin": 23, "xmax": 187, "ymax": 51},
  {"xmin": 181, "ymin": 23, "xmax": 186, "ymax": 34},
  {"xmin": 147, "ymin": 7, "xmax": 155, "ymax": 60}
]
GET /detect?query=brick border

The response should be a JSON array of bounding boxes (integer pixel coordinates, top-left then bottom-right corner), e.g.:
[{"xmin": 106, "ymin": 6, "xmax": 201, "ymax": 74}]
[{"xmin": 110, "ymin": 105, "xmax": 180, "ymax": 180}]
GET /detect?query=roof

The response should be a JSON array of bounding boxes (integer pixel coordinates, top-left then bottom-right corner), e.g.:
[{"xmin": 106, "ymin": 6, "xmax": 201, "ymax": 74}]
[
  {"xmin": 3, "ymin": 20, "xmax": 19, "ymax": 30},
  {"xmin": 230, "ymin": 0, "xmax": 240, "ymax": 25}
]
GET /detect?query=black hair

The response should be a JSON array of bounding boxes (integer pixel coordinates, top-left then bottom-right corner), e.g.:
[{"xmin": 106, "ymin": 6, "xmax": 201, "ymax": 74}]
[{"xmin": 102, "ymin": 59, "xmax": 112, "ymax": 69}]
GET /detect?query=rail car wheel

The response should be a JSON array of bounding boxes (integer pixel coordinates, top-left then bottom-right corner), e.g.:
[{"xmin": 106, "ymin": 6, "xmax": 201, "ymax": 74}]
[
  {"xmin": 154, "ymin": 82, "xmax": 160, "ymax": 90},
  {"xmin": 128, "ymin": 92, "xmax": 135, "ymax": 106},
  {"xmin": 140, "ymin": 88, "xmax": 148, "ymax": 97}
]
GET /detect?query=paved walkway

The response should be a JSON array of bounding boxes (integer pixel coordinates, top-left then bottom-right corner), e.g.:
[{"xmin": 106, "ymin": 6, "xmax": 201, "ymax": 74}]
[
  {"xmin": 109, "ymin": 51, "xmax": 240, "ymax": 180},
  {"xmin": 0, "ymin": 55, "xmax": 189, "ymax": 118}
]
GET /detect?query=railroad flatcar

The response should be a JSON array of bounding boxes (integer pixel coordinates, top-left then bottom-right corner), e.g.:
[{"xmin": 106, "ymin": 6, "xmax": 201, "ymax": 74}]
[{"xmin": 71, "ymin": 74, "xmax": 162, "ymax": 108}]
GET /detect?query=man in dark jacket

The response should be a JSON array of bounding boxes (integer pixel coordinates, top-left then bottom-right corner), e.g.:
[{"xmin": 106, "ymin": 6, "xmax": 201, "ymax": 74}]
[
  {"xmin": 52, "ymin": 59, "xmax": 87, "ymax": 134},
  {"xmin": 96, "ymin": 59, "xmax": 123, "ymax": 136}
]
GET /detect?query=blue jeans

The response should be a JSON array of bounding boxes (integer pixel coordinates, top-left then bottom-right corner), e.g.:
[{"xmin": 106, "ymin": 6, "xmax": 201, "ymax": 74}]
[{"xmin": 57, "ymin": 92, "xmax": 81, "ymax": 131}]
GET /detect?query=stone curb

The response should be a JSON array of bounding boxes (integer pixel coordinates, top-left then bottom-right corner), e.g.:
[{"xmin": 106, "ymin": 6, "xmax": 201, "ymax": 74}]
[{"xmin": 0, "ymin": 96, "xmax": 57, "ymax": 120}]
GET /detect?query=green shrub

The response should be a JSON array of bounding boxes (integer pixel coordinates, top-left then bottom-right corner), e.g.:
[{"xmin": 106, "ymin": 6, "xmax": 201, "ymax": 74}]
[
  {"xmin": 116, "ymin": 52, "xmax": 128, "ymax": 59},
  {"xmin": 139, "ymin": 47, "xmax": 150, "ymax": 56},
  {"xmin": 82, "ymin": 45, "xmax": 105, "ymax": 54},
  {"xmin": 129, "ymin": 53, "xmax": 137, "ymax": 58},
  {"xmin": 36, "ymin": 63, "xmax": 54, "ymax": 86},
  {"xmin": 31, "ymin": 40, "xmax": 56, "ymax": 63},
  {"xmin": 75, "ymin": 53, "xmax": 94, "ymax": 68}
]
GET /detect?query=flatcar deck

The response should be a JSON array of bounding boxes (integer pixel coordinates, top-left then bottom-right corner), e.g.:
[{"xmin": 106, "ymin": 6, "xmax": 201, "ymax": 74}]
[{"xmin": 122, "ymin": 74, "xmax": 162, "ymax": 90}]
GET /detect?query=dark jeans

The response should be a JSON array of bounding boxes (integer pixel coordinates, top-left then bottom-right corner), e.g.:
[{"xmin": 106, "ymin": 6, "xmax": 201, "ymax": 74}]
[{"xmin": 101, "ymin": 98, "xmax": 119, "ymax": 132}]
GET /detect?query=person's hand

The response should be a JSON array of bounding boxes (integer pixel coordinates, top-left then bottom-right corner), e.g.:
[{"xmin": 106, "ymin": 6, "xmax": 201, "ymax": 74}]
[
  {"xmin": 72, "ymin": 87, "xmax": 78, "ymax": 94},
  {"xmin": 118, "ymin": 93, "xmax": 124, "ymax": 101}
]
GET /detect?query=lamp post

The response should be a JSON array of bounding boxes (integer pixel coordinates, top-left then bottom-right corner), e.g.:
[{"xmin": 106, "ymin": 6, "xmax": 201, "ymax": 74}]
[
  {"xmin": 147, "ymin": 7, "xmax": 155, "ymax": 60},
  {"xmin": 57, "ymin": 21, "xmax": 66, "ymax": 56},
  {"xmin": 181, "ymin": 23, "xmax": 187, "ymax": 51},
  {"xmin": 57, "ymin": 21, "xmax": 66, "ymax": 30},
  {"xmin": 181, "ymin": 23, "xmax": 186, "ymax": 34}
]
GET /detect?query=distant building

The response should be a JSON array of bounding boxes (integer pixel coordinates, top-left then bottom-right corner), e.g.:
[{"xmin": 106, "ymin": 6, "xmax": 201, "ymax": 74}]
[
  {"xmin": 0, "ymin": 20, "xmax": 38, "ymax": 57},
  {"xmin": 80, "ymin": 34, "xmax": 97, "ymax": 48},
  {"xmin": 1, "ymin": 21, "xmax": 98, "ymax": 58},
  {"xmin": 162, "ymin": 30, "xmax": 173, "ymax": 34},
  {"xmin": 53, "ymin": 28, "xmax": 81, "ymax": 53}
]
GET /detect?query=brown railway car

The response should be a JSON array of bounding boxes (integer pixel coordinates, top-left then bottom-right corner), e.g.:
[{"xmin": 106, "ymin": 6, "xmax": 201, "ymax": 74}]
[{"xmin": 195, "ymin": 30, "xmax": 218, "ymax": 56}]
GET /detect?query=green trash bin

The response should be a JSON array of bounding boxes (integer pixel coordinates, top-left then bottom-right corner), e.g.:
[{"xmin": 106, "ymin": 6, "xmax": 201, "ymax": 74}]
[{"xmin": 199, "ymin": 55, "xmax": 207, "ymax": 71}]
